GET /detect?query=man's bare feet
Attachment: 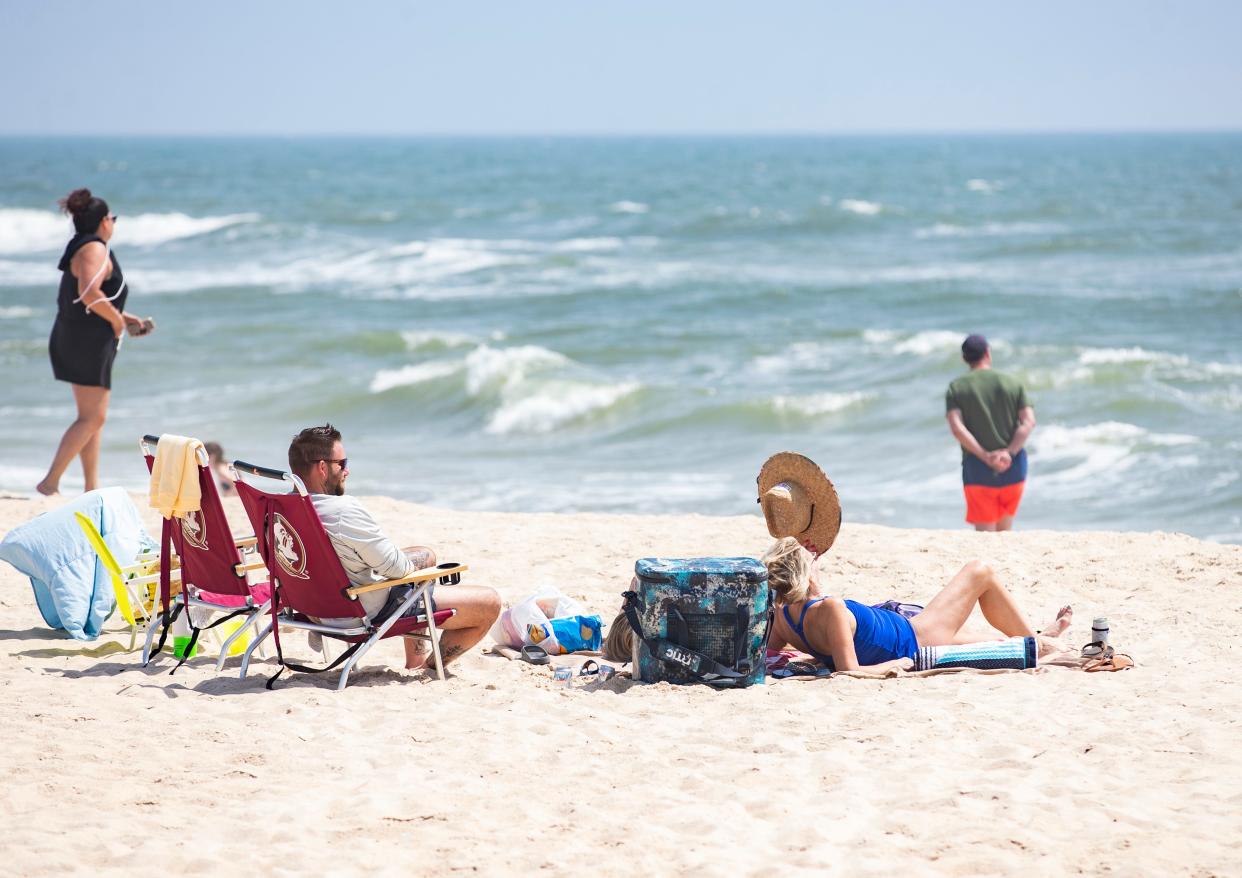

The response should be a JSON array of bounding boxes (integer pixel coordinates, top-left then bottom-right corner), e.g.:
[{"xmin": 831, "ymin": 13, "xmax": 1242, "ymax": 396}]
[
  {"xmin": 403, "ymin": 638, "xmax": 429, "ymax": 670},
  {"xmin": 35, "ymin": 481, "xmax": 59, "ymax": 497},
  {"xmin": 1041, "ymin": 605, "xmax": 1073, "ymax": 638}
]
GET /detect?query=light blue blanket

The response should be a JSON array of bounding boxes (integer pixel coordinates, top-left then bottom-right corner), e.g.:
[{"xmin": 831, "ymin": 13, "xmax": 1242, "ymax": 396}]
[{"xmin": 0, "ymin": 488, "xmax": 155, "ymax": 640}]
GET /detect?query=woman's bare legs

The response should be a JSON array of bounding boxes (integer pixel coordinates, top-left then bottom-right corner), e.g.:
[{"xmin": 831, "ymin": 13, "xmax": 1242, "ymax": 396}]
[
  {"xmin": 1032, "ymin": 607, "xmax": 1075, "ymax": 658},
  {"xmin": 37, "ymin": 384, "xmax": 110, "ymax": 495},
  {"xmin": 910, "ymin": 560, "xmax": 1042, "ymax": 647},
  {"xmin": 1042, "ymin": 606, "xmax": 1073, "ymax": 637},
  {"xmin": 80, "ymin": 419, "xmax": 103, "ymax": 491}
]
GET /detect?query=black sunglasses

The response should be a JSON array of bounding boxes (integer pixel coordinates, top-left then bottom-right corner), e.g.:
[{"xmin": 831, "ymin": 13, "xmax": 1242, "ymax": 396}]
[
  {"xmin": 109, "ymin": 214, "xmax": 118, "ymax": 222},
  {"xmin": 323, "ymin": 458, "xmax": 348, "ymax": 470}
]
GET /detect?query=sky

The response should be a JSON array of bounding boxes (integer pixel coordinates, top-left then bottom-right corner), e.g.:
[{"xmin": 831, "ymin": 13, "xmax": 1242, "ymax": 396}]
[{"xmin": 2, "ymin": 0, "xmax": 1240, "ymax": 136}]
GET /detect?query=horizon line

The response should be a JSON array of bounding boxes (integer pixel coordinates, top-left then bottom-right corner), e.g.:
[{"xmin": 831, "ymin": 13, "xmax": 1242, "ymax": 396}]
[{"xmin": 2, "ymin": 127, "xmax": 1241, "ymax": 139}]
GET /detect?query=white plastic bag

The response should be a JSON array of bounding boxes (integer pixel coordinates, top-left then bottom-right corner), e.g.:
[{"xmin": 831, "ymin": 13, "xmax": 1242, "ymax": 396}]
[{"xmin": 490, "ymin": 586, "xmax": 591, "ymax": 654}]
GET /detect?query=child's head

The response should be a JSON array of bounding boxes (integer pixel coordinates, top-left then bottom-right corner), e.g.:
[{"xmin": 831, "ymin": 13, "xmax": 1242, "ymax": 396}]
[
  {"xmin": 204, "ymin": 441, "xmax": 225, "ymax": 466},
  {"xmin": 761, "ymin": 536, "xmax": 816, "ymax": 604}
]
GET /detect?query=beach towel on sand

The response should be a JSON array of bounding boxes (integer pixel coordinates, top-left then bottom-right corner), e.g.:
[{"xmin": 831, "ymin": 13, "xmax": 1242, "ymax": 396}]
[
  {"xmin": 0, "ymin": 488, "xmax": 155, "ymax": 640},
  {"xmin": 766, "ymin": 637, "xmax": 1043, "ymax": 679}
]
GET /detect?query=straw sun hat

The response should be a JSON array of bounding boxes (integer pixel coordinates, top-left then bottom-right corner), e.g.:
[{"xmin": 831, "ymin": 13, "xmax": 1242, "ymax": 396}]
[{"xmin": 756, "ymin": 452, "xmax": 842, "ymax": 557}]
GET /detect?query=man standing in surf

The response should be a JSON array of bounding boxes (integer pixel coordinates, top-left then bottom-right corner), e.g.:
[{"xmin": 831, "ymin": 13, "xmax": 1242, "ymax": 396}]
[{"xmin": 945, "ymin": 334, "xmax": 1036, "ymax": 531}]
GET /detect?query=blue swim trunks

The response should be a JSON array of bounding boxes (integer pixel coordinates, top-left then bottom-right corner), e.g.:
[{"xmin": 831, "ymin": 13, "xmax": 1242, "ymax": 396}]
[{"xmin": 962, "ymin": 447, "xmax": 1027, "ymax": 487}]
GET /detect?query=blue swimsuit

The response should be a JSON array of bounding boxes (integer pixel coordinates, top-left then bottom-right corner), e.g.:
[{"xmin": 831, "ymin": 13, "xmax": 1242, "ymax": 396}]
[{"xmin": 782, "ymin": 598, "xmax": 920, "ymax": 671}]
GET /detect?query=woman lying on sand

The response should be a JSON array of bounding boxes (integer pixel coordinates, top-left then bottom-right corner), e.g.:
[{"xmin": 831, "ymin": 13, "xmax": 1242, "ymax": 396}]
[
  {"xmin": 762, "ymin": 536, "xmax": 1071, "ymax": 673},
  {"xmin": 750, "ymin": 451, "xmax": 1070, "ymax": 673},
  {"xmin": 603, "ymin": 452, "xmax": 1071, "ymax": 672},
  {"xmin": 601, "ymin": 543, "xmax": 1069, "ymax": 672}
]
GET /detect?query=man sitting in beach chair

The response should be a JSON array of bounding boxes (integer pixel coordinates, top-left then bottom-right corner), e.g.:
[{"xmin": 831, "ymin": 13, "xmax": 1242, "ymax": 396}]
[{"xmin": 287, "ymin": 423, "xmax": 500, "ymax": 670}]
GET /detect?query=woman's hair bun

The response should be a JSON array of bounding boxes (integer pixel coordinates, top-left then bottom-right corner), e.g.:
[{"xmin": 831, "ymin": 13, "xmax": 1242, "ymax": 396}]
[{"xmin": 59, "ymin": 188, "xmax": 94, "ymax": 216}]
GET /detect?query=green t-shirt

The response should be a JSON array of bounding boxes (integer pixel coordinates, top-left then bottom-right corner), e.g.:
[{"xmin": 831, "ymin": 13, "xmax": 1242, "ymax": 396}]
[{"xmin": 945, "ymin": 369, "xmax": 1031, "ymax": 460}]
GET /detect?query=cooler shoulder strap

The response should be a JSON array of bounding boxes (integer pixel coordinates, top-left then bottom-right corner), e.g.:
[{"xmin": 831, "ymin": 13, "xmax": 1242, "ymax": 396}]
[{"xmin": 621, "ymin": 591, "xmax": 746, "ymax": 685}]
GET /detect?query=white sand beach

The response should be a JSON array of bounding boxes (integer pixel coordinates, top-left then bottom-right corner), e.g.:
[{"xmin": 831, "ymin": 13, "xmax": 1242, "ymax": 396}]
[{"xmin": 0, "ymin": 492, "xmax": 1239, "ymax": 876}]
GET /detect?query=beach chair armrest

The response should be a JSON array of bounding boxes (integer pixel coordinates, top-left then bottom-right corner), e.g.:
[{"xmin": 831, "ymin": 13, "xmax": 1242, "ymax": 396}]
[
  {"xmin": 120, "ymin": 555, "xmax": 181, "ymax": 576},
  {"xmin": 345, "ymin": 563, "xmax": 469, "ymax": 598},
  {"xmin": 128, "ymin": 570, "xmax": 183, "ymax": 587},
  {"xmin": 234, "ymin": 559, "xmax": 268, "ymax": 576},
  {"xmin": 233, "ymin": 535, "xmax": 258, "ymax": 549}
]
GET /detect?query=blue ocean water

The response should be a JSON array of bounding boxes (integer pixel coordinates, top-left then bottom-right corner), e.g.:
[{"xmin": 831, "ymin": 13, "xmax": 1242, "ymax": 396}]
[{"xmin": 1, "ymin": 135, "xmax": 1240, "ymax": 542}]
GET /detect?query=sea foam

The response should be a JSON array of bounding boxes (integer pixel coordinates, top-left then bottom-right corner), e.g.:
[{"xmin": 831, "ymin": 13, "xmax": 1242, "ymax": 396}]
[
  {"xmin": 0, "ymin": 208, "xmax": 258, "ymax": 255},
  {"xmin": 1077, "ymin": 346, "xmax": 1189, "ymax": 366},
  {"xmin": 486, "ymin": 381, "xmax": 640, "ymax": 435},
  {"xmin": 400, "ymin": 329, "xmax": 481, "ymax": 352},
  {"xmin": 915, "ymin": 221, "xmax": 1064, "ymax": 239},
  {"xmin": 1074, "ymin": 347, "xmax": 1242, "ymax": 381},
  {"xmin": 119, "ymin": 212, "xmax": 260, "ymax": 247},
  {"xmin": 772, "ymin": 392, "xmax": 871, "ymax": 417},
  {"xmin": 0, "ymin": 259, "xmax": 56, "ymax": 286},
  {"xmin": 838, "ymin": 199, "xmax": 884, "ymax": 216},
  {"xmin": 966, "ymin": 178, "xmax": 1001, "ymax": 193},
  {"xmin": 126, "ymin": 238, "xmax": 529, "ymax": 296},
  {"xmin": 863, "ymin": 329, "xmax": 966, "ymax": 356},
  {"xmin": 0, "ymin": 209, "xmax": 71, "ymax": 255},
  {"xmin": 1032, "ymin": 421, "xmax": 1199, "ymax": 486},
  {"xmin": 551, "ymin": 237, "xmax": 625, "ymax": 252},
  {"xmin": 751, "ymin": 341, "xmax": 837, "ymax": 375},
  {"xmin": 369, "ymin": 361, "xmax": 462, "ymax": 394},
  {"xmin": 892, "ymin": 330, "xmax": 964, "ymax": 356},
  {"xmin": 0, "ymin": 463, "xmax": 67, "ymax": 494},
  {"xmin": 464, "ymin": 345, "xmax": 569, "ymax": 396}
]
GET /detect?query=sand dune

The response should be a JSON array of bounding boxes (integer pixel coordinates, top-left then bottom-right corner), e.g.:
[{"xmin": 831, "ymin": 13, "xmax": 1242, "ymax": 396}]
[{"xmin": 0, "ymin": 492, "xmax": 1239, "ymax": 876}]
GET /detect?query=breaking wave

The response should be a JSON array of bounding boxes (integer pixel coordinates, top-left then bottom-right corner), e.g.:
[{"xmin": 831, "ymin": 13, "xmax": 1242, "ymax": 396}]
[
  {"xmin": 0, "ymin": 207, "xmax": 258, "ymax": 255},
  {"xmin": 369, "ymin": 360, "xmax": 462, "ymax": 394},
  {"xmin": 837, "ymin": 199, "xmax": 884, "ymax": 216},
  {"xmin": 486, "ymin": 380, "xmax": 641, "ymax": 435},
  {"xmin": 771, "ymin": 392, "xmax": 872, "ymax": 417}
]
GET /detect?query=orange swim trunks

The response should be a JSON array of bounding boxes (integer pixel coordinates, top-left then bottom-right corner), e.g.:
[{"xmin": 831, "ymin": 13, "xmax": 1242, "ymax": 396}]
[{"xmin": 963, "ymin": 481, "xmax": 1025, "ymax": 525}]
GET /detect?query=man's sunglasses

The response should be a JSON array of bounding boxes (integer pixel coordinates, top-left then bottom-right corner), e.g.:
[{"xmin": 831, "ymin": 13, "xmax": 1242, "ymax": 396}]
[
  {"xmin": 323, "ymin": 458, "xmax": 348, "ymax": 470},
  {"xmin": 109, "ymin": 214, "xmax": 118, "ymax": 222}
]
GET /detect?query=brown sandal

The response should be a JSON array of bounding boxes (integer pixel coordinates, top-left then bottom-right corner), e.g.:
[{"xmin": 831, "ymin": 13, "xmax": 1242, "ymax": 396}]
[{"xmin": 1084, "ymin": 650, "xmax": 1134, "ymax": 672}]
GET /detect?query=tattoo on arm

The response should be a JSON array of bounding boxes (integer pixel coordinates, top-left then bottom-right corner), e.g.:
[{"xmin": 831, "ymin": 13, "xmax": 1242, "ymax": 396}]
[{"xmin": 405, "ymin": 548, "xmax": 435, "ymax": 569}]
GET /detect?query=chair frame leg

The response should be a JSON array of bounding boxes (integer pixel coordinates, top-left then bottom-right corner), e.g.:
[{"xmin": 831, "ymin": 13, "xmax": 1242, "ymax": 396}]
[
  {"xmin": 214, "ymin": 603, "xmax": 268, "ymax": 672},
  {"xmin": 141, "ymin": 594, "xmax": 182, "ymax": 666},
  {"xmin": 336, "ymin": 636, "xmax": 378, "ymax": 691},
  {"xmin": 425, "ymin": 609, "xmax": 446, "ymax": 682},
  {"xmin": 237, "ymin": 587, "xmax": 444, "ymax": 690},
  {"xmin": 240, "ymin": 620, "xmax": 273, "ymax": 679},
  {"xmin": 335, "ymin": 583, "xmax": 432, "ymax": 690}
]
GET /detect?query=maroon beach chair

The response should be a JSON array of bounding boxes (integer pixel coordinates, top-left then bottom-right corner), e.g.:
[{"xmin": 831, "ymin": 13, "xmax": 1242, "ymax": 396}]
[
  {"xmin": 140, "ymin": 435, "xmax": 271, "ymax": 671},
  {"xmin": 230, "ymin": 460, "xmax": 461, "ymax": 691}
]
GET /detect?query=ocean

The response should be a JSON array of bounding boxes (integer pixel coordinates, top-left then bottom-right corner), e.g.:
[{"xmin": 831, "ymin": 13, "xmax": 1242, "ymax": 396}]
[{"xmin": 1, "ymin": 134, "xmax": 1239, "ymax": 543}]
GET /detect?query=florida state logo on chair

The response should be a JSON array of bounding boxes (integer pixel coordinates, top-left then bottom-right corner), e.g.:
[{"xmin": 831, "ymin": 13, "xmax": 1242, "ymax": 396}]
[
  {"xmin": 180, "ymin": 509, "xmax": 209, "ymax": 551},
  {"xmin": 272, "ymin": 514, "xmax": 309, "ymax": 580}
]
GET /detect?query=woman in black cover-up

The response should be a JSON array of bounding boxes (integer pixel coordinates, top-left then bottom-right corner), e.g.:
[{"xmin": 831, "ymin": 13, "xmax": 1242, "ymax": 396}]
[{"xmin": 37, "ymin": 188, "xmax": 153, "ymax": 495}]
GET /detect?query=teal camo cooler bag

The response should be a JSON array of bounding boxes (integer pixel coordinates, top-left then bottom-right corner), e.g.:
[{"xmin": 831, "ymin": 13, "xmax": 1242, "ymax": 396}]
[{"xmin": 623, "ymin": 557, "xmax": 773, "ymax": 688}]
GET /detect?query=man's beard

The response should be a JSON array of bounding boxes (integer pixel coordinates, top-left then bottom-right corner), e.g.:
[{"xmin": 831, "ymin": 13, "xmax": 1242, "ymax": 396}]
[{"xmin": 326, "ymin": 473, "xmax": 346, "ymax": 496}]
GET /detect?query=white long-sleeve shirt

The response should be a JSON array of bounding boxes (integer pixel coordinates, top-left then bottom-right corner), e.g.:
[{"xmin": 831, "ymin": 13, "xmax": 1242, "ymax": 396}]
[{"xmin": 311, "ymin": 494, "xmax": 416, "ymax": 625}]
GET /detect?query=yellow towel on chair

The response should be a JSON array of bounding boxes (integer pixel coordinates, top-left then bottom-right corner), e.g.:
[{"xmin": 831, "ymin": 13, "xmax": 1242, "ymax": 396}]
[{"xmin": 149, "ymin": 434, "xmax": 204, "ymax": 519}]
